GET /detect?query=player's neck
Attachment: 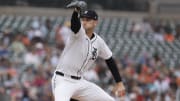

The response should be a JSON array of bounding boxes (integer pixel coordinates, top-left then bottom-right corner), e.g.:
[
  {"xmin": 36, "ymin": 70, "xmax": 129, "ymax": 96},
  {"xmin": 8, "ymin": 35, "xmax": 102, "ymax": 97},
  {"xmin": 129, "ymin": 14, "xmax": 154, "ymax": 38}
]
[{"xmin": 86, "ymin": 30, "xmax": 94, "ymax": 39}]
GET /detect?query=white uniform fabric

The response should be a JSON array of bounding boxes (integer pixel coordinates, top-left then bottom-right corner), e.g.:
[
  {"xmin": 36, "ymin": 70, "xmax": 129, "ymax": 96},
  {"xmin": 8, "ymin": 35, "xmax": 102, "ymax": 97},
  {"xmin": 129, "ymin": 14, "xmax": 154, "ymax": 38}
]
[{"xmin": 52, "ymin": 26, "xmax": 114, "ymax": 101}]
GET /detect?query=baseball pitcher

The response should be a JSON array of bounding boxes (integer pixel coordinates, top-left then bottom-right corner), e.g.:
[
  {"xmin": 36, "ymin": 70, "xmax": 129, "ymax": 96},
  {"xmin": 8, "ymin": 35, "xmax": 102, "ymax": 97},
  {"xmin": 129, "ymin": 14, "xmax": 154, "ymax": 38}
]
[{"xmin": 52, "ymin": 0, "xmax": 126, "ymax": 101}]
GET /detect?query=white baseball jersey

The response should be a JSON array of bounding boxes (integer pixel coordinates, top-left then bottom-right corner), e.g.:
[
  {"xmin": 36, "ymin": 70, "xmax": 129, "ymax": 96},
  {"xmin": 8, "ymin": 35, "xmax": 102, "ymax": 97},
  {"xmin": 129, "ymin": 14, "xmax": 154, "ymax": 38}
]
[{"xmin": 56, "ymin": 26, "xmax": 112, "ymax": 77}]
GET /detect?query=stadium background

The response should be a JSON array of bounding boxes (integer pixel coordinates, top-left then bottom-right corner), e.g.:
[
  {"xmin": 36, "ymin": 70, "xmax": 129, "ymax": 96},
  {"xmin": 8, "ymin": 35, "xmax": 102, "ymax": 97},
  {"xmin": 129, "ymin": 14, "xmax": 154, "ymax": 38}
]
[{"xmin": 0, "ymin": 0, "xmax": 180, "ymax": 101}]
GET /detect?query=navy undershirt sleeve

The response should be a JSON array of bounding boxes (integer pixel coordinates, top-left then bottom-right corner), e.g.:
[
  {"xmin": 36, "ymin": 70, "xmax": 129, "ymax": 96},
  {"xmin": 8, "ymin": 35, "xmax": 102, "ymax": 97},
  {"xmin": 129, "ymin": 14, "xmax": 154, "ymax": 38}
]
[
  {"xmin": 71, "ymin": 11, "xmax": 81, "ymax": 34},
  {"xmin": 105, "ymin": 57, "xmax": 122, "ymax": 83}
]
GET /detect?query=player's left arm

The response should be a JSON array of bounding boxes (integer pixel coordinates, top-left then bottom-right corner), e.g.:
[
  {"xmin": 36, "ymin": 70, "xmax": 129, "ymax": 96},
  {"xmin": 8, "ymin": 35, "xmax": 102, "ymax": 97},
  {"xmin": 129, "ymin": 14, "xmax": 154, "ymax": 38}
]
[
  {"xmin": 99, "ymin": 38, "xmax": 126, "ymax": 97},
  {"xmin": 105, "ymin": 57, "xmax": 126, "ymax": 97},
  {"xmin": 105, "ymin": 57, "xmax": 122, "ymax": 83}
]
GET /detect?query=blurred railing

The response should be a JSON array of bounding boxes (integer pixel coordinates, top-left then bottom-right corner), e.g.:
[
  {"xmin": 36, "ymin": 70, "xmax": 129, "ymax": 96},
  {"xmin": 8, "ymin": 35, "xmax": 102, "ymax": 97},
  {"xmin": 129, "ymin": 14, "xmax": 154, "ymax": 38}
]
[{"xmin": 0, "ymin": 0, "xmax": 149, "ymax": 11}]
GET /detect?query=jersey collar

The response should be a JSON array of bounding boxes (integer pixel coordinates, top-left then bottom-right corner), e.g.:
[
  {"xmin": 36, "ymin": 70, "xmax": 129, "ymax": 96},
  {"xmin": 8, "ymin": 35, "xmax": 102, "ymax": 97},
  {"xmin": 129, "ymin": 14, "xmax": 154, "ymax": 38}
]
[
  {"xmin": 90, "ymin": 33, "xmax": 95, "ymax": 40},
  {"xmin": 91, "ymin": 33, "xmax": 97, "ymax": 43}
]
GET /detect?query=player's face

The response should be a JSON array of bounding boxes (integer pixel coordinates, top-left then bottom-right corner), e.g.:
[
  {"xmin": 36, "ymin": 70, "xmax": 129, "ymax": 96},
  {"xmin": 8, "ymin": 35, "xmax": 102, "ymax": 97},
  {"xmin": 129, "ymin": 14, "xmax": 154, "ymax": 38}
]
[{"xmin": 81, "ymin": 18, "xmax": 97, "ymax": 31}]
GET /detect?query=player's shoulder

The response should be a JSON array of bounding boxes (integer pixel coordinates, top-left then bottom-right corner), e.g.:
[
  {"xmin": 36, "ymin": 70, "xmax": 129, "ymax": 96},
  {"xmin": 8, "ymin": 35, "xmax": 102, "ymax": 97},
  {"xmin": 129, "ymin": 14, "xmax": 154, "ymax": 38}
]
[
  {"xmin": 93, "ymin": 32, "xmax": 104, "ymax": 42},
  {"xmin": 95, "ymin": 33, "xmax": 105, "ymax": 44}
]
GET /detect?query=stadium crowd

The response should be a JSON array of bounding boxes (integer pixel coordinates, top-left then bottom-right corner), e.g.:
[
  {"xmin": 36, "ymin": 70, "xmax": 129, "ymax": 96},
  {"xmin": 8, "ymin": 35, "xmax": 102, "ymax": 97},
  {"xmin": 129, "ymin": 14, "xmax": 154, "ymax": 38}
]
[{"xmin": 0, "ymin": 17, "xmax": 180, "ymax": 101}]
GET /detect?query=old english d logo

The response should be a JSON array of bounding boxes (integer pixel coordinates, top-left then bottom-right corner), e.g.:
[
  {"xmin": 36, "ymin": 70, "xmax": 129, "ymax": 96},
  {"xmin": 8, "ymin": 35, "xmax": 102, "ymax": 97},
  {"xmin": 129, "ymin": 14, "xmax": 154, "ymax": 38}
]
[{"xmin": 91, "ymin": 47, "xmax": 97, "ymax": 60}]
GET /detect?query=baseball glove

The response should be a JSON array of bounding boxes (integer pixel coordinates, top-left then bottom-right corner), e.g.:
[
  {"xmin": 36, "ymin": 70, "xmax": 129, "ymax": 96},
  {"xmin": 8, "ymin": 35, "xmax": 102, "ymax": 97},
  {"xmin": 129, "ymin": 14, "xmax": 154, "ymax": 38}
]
[{"xmin": 66, "ymin": 0, "xmax": 87, "ymax": 12}]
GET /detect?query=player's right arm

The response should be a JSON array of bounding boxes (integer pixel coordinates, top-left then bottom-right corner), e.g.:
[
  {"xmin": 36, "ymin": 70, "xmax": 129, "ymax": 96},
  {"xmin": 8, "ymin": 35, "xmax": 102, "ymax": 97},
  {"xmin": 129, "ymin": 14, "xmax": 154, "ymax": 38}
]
[
  {"xmin": 67, "ymin": 0, "xmax": 87, "ymax": 35},
  {"xmin": 71, "ymin": 8, "xmax": 81, "ymax": 34},
  {"xmin": 69, "ymin": 8, "xmax": 86, "ymax": 39}
]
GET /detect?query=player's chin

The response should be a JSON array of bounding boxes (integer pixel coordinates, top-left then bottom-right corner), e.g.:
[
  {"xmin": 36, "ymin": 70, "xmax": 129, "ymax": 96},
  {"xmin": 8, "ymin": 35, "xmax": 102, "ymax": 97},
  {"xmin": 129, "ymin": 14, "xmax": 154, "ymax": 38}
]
[{"xmin": 84, "ymin": 27, "xmax": 90, "ymax": 31}]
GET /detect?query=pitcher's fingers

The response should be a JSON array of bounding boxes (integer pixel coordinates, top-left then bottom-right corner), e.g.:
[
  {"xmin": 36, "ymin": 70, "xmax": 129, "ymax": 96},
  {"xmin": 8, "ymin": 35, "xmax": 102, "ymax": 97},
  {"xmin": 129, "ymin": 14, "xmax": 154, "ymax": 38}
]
[{"xmin": 118, "ymin": 90, "xmax": 126, "ymax": 96}]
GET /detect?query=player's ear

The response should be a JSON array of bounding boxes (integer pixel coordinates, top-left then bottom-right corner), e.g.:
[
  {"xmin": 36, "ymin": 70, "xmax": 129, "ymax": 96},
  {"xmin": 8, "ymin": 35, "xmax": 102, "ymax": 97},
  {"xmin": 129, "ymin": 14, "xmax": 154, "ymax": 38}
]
[{"xmin": 94, "ymin": 20, "xmax": 98, "ymax": 26}]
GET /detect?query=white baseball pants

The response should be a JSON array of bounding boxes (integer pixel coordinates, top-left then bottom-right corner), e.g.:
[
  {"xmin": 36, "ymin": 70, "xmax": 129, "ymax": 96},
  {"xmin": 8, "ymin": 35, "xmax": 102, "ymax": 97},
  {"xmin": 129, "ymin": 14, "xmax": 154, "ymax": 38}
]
[{"xmin": 52, "ymin": 73, "xmax": 115, "ymax": 101}]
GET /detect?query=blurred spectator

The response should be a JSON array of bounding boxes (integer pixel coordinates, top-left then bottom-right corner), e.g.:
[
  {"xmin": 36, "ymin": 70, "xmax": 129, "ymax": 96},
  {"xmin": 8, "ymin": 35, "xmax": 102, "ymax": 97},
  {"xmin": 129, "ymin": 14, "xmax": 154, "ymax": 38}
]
[
  {"xmin": 9, "ymin": 34, "xmax": 27, "ymax": 62},
  {"xmin": 2, "ymin": 27, "xmax": 14, "ymax": 47},
  {"xmin": 21, "ymin": 87, "xmax": 30, "ymax": 101},
  {"xmin": 39, "ymin": 18, "xmax": 52, "ymax": 41},
  {"xmin": 26, "ymin": 27, "xmax": 35, "ymax": 40},
  {"xmin": 152, "ymin": 53, "xmax": 163, "ymax": 68},
  {"xmin": 176, "ymin": 77, "xmax": 180, "ymax": 101},
  {"xmin": 23, "ymin": 48, "xmax": 41, "ymax": 68},
  {"xmin": 141, "ymin": 18, "xmax": 153, "ymax": 33},
  {"xmin": 4, "ymin": 73, "xmax": 19, "ymax": 95},
  {"xmin": 153, "ymin": 74, "xmax": 170, "ymax": 95},
  {"xmin": 0, "ymin": 43, "xmax": 9, "ymax": 58},
  {"xmin": 10, "ymin": 83, "xmax": 23, "ymax": 101},
  {"xmin": 131, "ymin": 22, "xmax": 142, "ymax": 33},
  {"xmin": 164, "ymin": 25, "xmax": 175, "ymax": 42},
  {"xmin": 120, "ymin": 53, "xmax": 132, "ymax": 69},
  {"xmin": 129, "ymin": 86, "xmax": 144, "ymax": 101},
  {"xmin": 20, "ymin": 66, "xmax": 35, "ymax": 88},
  {"xmin": 0, "ymin": 86, "xmax": 10, "ymax": 101},
  {"xmin": 175, "ymin": 67, "xmax": 180, "ymax": 101},
  {"xmin": 21, "ymin": 34, "xmax": 31, "ymax": 47},
  {"xmin": 55, "ymin": 21, "xmax": 71, "ymax": 50},
  {"xmin": 32, "ymin": 71, "xmax": 46, "ymax": 87},
  {"xmin": 153, "ymin": 25, "xmax": 164, "ymax": 42},
  {"xmin": 50, "ymin": 50, "xmax": 60, "ymax": 67},
  {"xmin": 26, "ymin": 17, "xmax": 46, "ymax": 44},
  {"xmin": 130, "ymin": 18, "xmax": 152, "ymax": 34},
  {"xmin": 175, "ymin": 24, "xmax": 180, "ymax": 39},
  {"xmin": 83, "ymin": 66, "xmax": 100, "ymax": 83},
  {"xmin": 31, "ymin": 29, "xmax": 44, "ymax": 44},
  {"xmin": 34, "ymin": 42, "xmax": 46, "ymax": 59}
]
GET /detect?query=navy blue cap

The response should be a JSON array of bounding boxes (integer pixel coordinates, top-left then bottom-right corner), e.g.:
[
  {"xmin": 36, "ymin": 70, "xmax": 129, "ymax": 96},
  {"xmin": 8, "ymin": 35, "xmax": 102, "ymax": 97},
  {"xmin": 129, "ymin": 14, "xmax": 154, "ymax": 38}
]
[{"xmin": 81, "ymin": 10, "xmax": 98, "ymax": 20}]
